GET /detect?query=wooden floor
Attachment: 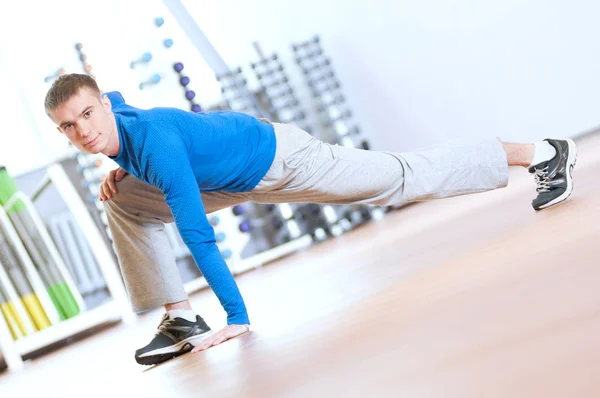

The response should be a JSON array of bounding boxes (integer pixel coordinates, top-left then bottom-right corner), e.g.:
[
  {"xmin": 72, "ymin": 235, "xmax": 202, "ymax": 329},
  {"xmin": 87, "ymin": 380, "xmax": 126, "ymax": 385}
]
[{"xmin": 2, "ymin": 133, "xmax": 599, "ymax": 397}]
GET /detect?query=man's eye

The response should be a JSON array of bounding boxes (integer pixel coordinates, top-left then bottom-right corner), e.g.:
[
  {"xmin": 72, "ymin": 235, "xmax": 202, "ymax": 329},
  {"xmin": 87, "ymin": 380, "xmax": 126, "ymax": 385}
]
[
  {"xmin": 66, "ymin": 124, "xmax": 73, "ymax": 129},
  {"xmin": 84, "ymin": 110, "xmax": 92, "ymax": 117}
]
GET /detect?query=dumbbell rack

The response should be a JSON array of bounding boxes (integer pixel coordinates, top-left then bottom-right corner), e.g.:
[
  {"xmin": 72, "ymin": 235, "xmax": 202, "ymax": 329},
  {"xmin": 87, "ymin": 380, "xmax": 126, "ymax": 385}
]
[
  {"xmin": 249, "ymin": 43, "xmax": 333, "ymax": 242},
  {"xmin": 75, "ymin": 43, "xmax": 94, "ymax": 78},
  {"xmin": 216, "ymin": 67, "xmax": 303, "ymax": 255},
  {"xmin": 172, "ymin": 62, "xmax": 203, "ymax": 113},
  {"xmin": 291, "ymin": 35, "xmax": 385, "ymax": 232},
  {"xmin": 250, "ymin": 43, "xmax": 312, "ymax": 133}
]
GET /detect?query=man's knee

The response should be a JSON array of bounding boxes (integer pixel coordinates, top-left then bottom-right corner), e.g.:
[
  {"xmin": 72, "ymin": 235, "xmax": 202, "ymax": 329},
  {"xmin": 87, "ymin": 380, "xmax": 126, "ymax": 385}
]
[{"xmin": 102, "ymin": 175, "xmax": 173, "ymax": 222}]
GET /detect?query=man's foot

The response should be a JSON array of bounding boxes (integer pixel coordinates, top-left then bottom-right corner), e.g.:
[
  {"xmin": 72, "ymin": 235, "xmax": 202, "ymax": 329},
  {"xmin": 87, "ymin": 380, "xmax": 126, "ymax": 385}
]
[
  {"xmin": 529, "ymin": 138, "xmax": 577, "ymax": 211},
  {"xmin": 135, "ymin": 313, "xmax": 212, "ymax": 365}
]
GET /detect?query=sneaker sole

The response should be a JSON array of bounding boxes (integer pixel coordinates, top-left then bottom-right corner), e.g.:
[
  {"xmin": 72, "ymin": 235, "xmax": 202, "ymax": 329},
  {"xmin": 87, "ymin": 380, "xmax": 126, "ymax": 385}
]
[
  {"xmin": 538, "ymin": 138, "xmax": 577, "ymax": 210},
  {"xmin": 135, "ymin": 330, "xmax": 213, "ymax": 366}
]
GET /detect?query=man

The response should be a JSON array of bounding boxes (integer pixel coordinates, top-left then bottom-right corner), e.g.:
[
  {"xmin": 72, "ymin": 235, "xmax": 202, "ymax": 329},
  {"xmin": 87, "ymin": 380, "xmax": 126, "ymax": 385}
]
[{"xmin": 45, "ymin": 73, "xmax": 577, "ymax": 365}]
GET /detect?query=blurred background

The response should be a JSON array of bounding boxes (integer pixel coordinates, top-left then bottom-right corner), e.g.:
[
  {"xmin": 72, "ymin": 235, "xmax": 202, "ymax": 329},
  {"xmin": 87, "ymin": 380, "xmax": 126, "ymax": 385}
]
[
  {"xmin": 1, "ymin": 0, "xmax": 599, "ymax": 176},
  {"xmin": 0, "ymin": 0, "xmax": 598, "ymax": 387}
]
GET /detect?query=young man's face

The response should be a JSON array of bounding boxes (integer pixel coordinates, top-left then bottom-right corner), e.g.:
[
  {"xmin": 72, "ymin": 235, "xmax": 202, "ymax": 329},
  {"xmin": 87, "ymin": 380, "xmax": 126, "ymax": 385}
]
[{"xmin": 50, "ymin": 87, "xmax": 115, "ymax": 155}]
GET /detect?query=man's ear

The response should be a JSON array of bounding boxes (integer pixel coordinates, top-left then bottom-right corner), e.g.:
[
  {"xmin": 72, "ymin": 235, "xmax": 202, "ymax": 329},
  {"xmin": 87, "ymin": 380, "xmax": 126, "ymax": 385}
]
[
  {"xmin": 56, "ymin": 126, "xmax": 64, "ymax": 134},
  {"xmin": 102, "ymin": 94, "xmax": 112, "ymax": 113}
]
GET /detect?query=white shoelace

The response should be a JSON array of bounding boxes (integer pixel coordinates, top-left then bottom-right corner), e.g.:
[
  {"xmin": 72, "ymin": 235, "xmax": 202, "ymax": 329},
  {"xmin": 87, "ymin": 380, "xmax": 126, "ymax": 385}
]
[
  {"xmin": 533, "ymin": 166, "xmax": 551, "ymax": 192},
  {"xmin": 155, "ymin": 314, "xmax": 174, "ymax": 336}
]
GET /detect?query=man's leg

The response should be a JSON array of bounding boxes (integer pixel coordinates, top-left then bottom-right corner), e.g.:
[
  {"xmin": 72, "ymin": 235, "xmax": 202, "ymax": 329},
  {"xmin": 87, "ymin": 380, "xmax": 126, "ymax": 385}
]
[
  {"xmin": 248, "ymin": 123, "xmax": 508, "ymax": 206},
  {"xmin": 248, "ymin": 123, "xmax": 575, "ymax": 210},
  {"xmin": 502, "ymin": 143, "xmax": 534, "ymax": 167},
  {"xmin": 103, "ymin": 174, "xmax": 248, "ymax": 365}
]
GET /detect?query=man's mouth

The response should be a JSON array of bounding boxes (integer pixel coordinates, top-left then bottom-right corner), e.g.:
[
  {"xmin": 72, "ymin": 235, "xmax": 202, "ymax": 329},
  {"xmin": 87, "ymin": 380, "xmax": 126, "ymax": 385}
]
[{"xmin": 85, "ymin": 134, "xmax": 100, "ymax": 147}]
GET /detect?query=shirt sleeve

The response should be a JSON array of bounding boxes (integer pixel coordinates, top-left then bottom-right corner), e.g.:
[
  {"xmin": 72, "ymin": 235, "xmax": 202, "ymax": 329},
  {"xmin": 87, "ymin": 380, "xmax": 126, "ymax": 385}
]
[{"xmin": 144, "ymin": 136, "xmax": 249, "ymax": 325}]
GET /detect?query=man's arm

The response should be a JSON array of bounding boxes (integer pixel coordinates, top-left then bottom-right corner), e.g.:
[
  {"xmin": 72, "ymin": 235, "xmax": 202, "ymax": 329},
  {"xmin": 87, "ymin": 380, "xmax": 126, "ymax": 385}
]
[{"xmin": 145, "ymin": 138, "xmax": 250, "ymax": 325}]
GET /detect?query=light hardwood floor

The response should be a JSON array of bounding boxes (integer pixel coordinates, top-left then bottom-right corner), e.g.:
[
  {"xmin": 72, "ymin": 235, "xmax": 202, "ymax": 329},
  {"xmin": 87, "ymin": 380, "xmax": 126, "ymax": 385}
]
[{"xmin": 1, "ymin": 133, "xmax": 599, "ymax": 397}]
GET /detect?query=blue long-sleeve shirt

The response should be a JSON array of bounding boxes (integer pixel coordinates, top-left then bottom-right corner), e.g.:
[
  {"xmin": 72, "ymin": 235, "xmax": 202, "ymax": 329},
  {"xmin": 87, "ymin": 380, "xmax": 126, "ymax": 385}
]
[{"xmin": 106, "ymin": 91, "xmax": 276, "ymax": 325}]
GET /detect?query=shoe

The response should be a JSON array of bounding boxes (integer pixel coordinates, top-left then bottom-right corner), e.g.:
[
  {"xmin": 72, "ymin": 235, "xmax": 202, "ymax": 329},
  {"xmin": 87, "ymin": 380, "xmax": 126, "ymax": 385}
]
[
  {"xmin": 529, "ymin": 138, "xmax": 577, "ymax": 211},
  {"xmin": 135, "ymin": 313, "xmax": 212, "ymax": 365}
]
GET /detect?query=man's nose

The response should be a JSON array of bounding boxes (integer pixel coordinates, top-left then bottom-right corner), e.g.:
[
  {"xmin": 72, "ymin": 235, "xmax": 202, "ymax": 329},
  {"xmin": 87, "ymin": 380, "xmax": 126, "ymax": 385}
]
[{"xmin": 76, "ymin": 122, "xmax": 91, "ymax": 137}]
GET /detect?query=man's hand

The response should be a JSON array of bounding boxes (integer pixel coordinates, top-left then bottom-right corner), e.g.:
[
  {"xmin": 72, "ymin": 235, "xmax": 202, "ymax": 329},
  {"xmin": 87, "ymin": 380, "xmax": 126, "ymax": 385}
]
[
  {"xmin": 191, "ymin": 324, "xmax": 250, "ymax": 352},
  {"xmin": 99, "ymin": 168, "xmax": 128, "ymax": 201}
]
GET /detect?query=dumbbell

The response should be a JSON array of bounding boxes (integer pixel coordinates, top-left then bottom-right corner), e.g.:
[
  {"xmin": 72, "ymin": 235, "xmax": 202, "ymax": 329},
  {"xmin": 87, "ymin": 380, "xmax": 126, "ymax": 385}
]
[
  {"xmin": 239, "ymin": 220, "xmax": 251, "ymax": 233},
  {"xmin": 173, "ymin": 62, "xmax": 184, "ymax": 73},
  {"xmin": 303, "ymin": 59, "xmax": 331, "ymax": 74},
  {"xmin": 268, "ymin": 88, "xmax": 294, "ymax": 100},
  {"xmin": 311, "ymin": 81, "xmax": 341, "ymax": 97},
  {"xmin": 139, "ymin": 74, "xmax": 161, "ymax": 90},
  {"xmin": 179, "ymin": 76, "xmax": 190, "ymax": 86},
  {"xmin": 294, "ymin": 49, "xmax": 323, "ymax": 64},
  {"xmin": 215, "ymin": 67, "xmax": 243, "ymax": 81},
  {"xmin": 316, "ymin": 94, "xmax": 345, "ymax": 111},
  {"xmin": 44, "ymin": 68, "xmax": 66, "ymax": 83},
  {"xmin": 185, "ymin": 90, "xmax": 196, "ymax": 100},
  {"xmin": 291, "ymin": 36, "xmax": 320, "ymax": 52},
  {"xmin": 219, "ymin": 78, "xmax": 247, "ymax": 92},
  {"xmin": 256, "ymin": 65, "xmax": 284, "ymax": 80},
  {"xmin": 334, "ymin": 125, "xmax": 360, "ymax": 137},
  {"xmin": 323, "ymin": 110, "xmax": 352, "ymax": 126},
  {"xmin": 307, "ymin": 71, "xmax": 335, "ymax": 87},
  {"xmin": 280, "ymin": 111, "xmax": 307, "ymax": 124},
  {"xmin": 221, "ymin": 248, "xmax": 232, "ymax": 259},
  {"xmin": 130, "ymin": 52, "xmax": 152, "ymax": 69},
  {"xmin": 250, "ymin": 54, "xmax": 278, "ymax": 69}
]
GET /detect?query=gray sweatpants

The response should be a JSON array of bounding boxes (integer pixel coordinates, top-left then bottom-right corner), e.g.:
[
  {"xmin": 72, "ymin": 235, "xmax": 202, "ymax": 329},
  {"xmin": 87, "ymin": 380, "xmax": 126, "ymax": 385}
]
[{"xmin": 104, "ymin": 122, "xmax": 509, "ymax": 312}]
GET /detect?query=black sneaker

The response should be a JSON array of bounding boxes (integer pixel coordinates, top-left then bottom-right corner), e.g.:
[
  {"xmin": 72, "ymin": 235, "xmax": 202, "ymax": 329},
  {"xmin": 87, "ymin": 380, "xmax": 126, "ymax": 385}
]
[
  {"xmin": 135, "ymin": 313, "xmax": 212, "ymax": 365},
  {"xmin": 529, "ymin": 138, "xmax": 577, "ymax": 211}
]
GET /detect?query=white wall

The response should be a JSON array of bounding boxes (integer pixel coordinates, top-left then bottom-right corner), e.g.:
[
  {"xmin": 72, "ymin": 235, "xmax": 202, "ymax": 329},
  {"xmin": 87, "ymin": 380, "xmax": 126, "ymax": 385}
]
[
  {"xmin": 1, "ymin": 0, "xmax": 599, "ymax": 176},
  {"xmin": 185, "ymin": 0, "xmax": 600, "ymax": 150}
]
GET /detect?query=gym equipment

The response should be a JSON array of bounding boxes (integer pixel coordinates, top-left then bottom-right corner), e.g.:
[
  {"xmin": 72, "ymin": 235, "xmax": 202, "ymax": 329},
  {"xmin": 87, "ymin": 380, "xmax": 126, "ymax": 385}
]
[
  {"xmin": 249, "ymin": 43, "xmax": 335, "ymax": 242},
  {"xmin": 250, "ymin": 42, "xmax": 312, "ymax": 134},
  {"xmin": 0, "ymin": 283, "xmax": 24, "ymax": 340},
  {"xmin": 139, "ymin": 73, "xmax": 162, "ymax": 90},
  {"xmin": 172, "ymin": 62, "xmax": 202, "ymax": 112},
  {"xmin": 0, "ymin": 168, "xmax": 82, "ymax": 320},
  {"xmin": 130, "ymin": 52, "xmax": 153, "ymax": 69},
  {"xmin": 43, "ymin": 68, "xmax": 65, "ymax": 84},
  {"xmin": 48, "ymin": 212, "xmax": 107, "ymax": 295},
  {"xmin": 291, "ymin": 36, "xmax": 365, "ymax": 148},
  {"xmin": 163, "ymin": 38, "xmax": 174, "ymax": 49},
  {"xmin": 74, "ymin": 43, "xmax": 94, "ymax": 79},
  {"xmin": 215, "ymin": 65, "xmax": 299, "ymax": 251},
  {"xmin": 0, "ymin": 226, "xmax": 50, "ymax": 333},
  {"xmin": 291, "ymin": 35, "xmax": 386, "ymax": 229}
]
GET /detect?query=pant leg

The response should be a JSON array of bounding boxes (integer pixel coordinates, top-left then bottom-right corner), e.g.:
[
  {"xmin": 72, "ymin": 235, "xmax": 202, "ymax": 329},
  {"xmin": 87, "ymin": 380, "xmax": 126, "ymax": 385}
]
[
  {"xmin": 103, "ymin": 174, "xmax": 248, "ymax": 313},
  {"xmin": 248, "ymin": 122, "xmax": 509, "ymax": 206}
]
